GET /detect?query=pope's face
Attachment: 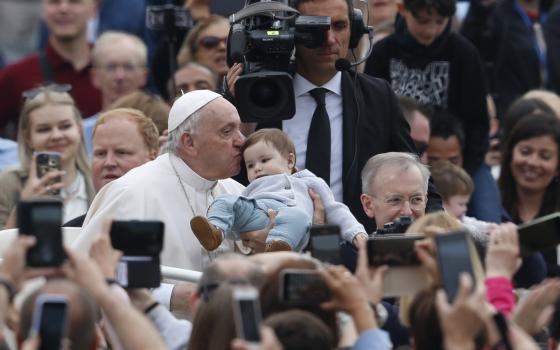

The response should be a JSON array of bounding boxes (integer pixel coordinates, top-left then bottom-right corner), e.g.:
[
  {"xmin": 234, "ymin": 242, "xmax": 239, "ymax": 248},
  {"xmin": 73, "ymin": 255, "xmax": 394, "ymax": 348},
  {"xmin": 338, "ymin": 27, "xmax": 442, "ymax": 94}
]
[{"xmin": 190, "ymin": 98, "xmax": 245, "ymax": 180}]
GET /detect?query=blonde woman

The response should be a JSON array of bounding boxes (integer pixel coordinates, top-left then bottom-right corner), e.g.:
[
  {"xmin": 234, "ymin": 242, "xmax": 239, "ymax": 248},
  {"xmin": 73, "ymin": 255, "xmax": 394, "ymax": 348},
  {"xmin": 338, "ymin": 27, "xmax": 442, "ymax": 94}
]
[{"xmin": 0, "ymin": 85, "xmax": 94, "ymax": 228}]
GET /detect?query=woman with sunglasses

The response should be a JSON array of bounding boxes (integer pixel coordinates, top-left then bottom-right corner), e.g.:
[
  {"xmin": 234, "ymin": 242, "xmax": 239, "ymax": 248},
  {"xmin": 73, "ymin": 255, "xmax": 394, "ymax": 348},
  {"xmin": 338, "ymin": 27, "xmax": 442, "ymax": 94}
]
[
  {"xmin": 177, "ymin": 15, "xmax": 229, "ymax": 80},
  {"xmin": 0, "ymin": 86, "xmax": 94, "ymax": 228}
]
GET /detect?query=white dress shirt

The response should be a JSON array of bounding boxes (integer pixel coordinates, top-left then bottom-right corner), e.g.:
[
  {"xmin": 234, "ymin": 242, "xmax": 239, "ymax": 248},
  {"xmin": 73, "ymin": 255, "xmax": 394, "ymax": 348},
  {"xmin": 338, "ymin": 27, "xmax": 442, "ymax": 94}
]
[{"xmin": 283, "ymin": 72, "xmax": 344, "ymax": 201}]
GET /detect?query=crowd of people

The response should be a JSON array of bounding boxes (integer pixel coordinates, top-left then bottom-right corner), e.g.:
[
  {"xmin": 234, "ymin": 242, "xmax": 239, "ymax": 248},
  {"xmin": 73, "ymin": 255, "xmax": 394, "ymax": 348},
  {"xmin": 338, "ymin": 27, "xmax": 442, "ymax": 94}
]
[{"xmin": 0, "ymin": 0, "xmax": 559, "ymax": 348}]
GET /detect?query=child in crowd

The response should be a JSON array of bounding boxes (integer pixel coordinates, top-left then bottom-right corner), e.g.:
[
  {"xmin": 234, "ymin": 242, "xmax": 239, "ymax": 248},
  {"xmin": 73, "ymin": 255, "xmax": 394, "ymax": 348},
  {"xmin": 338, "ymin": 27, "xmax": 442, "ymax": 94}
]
[
  {"xmin": 364, "ymin": 0, "xmax": 489, "ymax": 177},
  {"xmin": 190, "ymin": 129, "xmax": 367, "ymax": 252},
  {"xmin": 431, "ymin": 160, "xmax": 497, "ymax": 244}
]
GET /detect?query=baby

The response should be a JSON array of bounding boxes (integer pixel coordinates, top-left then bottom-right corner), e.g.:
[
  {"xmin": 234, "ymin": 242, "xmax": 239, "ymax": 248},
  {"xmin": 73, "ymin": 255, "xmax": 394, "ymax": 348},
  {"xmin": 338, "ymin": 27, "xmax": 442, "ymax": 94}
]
[
  {"xmin": 431, "ymin": 160, "xmax": 497, "ymax": 244},
  {"xmin": 190, "ymin": 128, "xmax": 367, "ymax": 252}
]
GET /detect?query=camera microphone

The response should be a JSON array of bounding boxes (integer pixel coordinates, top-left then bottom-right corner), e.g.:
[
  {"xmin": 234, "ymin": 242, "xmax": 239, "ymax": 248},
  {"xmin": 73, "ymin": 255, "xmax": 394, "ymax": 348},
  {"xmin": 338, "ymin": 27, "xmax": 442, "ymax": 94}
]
[{"xmin": 335, "ymin": 26, "xmax": 374, "ymax": 71}]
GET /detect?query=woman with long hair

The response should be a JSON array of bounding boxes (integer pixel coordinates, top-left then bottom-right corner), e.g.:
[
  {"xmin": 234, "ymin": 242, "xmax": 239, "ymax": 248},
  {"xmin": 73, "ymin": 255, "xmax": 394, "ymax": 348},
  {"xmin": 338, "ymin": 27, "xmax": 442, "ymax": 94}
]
[
  {"xmin": 0, "ymin": 85, "xmax": 94, "ymax": 228},
  {"xmin": 499, "ymin": 112, "xmax": 560, "ymax": 278}
]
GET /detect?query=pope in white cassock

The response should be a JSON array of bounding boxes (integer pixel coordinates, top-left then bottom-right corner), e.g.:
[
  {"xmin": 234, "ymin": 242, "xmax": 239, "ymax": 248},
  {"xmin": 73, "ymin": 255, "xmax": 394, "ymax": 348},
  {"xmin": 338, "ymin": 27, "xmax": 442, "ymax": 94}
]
[{"xmin": 73, "ymin": 90, "xmax": 246, "ymax": 271}]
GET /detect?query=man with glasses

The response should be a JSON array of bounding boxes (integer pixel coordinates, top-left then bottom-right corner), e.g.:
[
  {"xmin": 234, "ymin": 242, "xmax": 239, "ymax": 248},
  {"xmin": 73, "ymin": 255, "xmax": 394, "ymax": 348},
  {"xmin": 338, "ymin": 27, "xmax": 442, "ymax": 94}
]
[
  {"xmin": 83, "ymin": 31, "xmax": 149, "ymax": 154},
  {"xmin": 360, "ymin": 152, "xmax": 430, "ymax": 232},
  {"xmin": 0, "ymin": 0, "xmax": 101, "ymax": 139}
]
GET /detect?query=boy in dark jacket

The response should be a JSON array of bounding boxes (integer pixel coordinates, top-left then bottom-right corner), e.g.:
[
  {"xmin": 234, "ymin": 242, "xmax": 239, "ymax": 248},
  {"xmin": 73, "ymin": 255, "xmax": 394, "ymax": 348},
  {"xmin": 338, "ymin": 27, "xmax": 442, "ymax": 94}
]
[{"xmin": 364, "ymin": 0, "xmax": 489, "ymax": 177}]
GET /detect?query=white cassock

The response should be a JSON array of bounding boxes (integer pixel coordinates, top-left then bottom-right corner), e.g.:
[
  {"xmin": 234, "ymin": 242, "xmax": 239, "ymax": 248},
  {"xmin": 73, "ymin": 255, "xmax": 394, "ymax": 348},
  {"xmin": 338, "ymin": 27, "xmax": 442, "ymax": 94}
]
[{"xmin": 73, "ymin": 152, "xmax": 245, "ymax": 271}]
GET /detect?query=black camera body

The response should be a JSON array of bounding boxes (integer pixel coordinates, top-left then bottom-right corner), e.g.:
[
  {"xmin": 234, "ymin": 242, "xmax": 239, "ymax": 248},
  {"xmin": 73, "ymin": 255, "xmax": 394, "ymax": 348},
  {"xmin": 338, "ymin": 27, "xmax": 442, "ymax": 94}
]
[
  {"xmin": 376, "ymin": 216, "xmax": 412, "ymax": 235},
  {"xmin": 227, "ymin": 1, "xmax": 330, "ymax": 123}
]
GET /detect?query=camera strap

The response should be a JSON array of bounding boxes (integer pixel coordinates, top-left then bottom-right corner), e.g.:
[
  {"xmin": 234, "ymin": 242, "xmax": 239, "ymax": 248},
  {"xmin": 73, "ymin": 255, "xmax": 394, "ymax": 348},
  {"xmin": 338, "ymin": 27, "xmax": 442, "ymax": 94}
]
[{"xmin": 229, "ymin": 2, "xmax": 299, "ymax": 24}]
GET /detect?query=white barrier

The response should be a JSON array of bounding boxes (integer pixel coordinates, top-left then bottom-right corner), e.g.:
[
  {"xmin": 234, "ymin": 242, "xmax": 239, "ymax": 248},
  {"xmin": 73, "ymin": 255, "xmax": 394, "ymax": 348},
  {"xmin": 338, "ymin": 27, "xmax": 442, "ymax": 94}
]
[{"xmin": 161, "ymin": 265, "xmax": 201, "ymax": 282}]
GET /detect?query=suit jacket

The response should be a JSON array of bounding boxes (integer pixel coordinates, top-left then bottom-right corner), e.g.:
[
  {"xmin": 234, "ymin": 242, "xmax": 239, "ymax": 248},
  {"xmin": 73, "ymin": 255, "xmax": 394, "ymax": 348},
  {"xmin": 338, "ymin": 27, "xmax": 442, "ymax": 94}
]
[{"xmin": 252, "ymin": 70, "xmax": 442, "ymax": 233}]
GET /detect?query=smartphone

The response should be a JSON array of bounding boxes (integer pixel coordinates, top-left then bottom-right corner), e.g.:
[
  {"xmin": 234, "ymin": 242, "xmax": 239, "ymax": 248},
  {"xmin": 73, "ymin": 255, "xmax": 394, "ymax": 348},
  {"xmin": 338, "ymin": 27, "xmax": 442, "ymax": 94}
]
[
  {"xmin": 435, "ymin": 231, "xmax": 475, "ymax": 302},
  {"xmin": 31, "ymin": 294, "xmax": 69, "ymax": 350},
  {"xmin": 110, "ymin": 220, "xmax": 165, "ymax": 288},
  {"xmin": 308, "ymin": 224, "xmax": 341, "ymax": 265},
  {"xmin": 36, "ymin": 152, "xmax": 62, "ymax": 195},
  {"xmin": 279, "ymin": 269, "xmax": 331, "ymax": 306},
  {"xmin": 17, "ymin": 199, "xmax": 66, "ymax": 267},
  {"xmin": 232, "ymin": 286, "xmax": 262, "ymax": 343},
  {"xmin": 367, "ymin": 234, "xmax": 424, "ymax": 267},
  {"xmin": 517, "ymin": 212, "xmax": 560, "ymax": 256}
]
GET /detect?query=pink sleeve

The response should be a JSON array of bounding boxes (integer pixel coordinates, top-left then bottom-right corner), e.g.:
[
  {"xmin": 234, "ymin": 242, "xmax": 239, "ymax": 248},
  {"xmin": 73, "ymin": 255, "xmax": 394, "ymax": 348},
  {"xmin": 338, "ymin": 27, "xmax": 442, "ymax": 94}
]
[{"xmin": 485, "ymin": 277, "xmax": 515, "ymax": 317}]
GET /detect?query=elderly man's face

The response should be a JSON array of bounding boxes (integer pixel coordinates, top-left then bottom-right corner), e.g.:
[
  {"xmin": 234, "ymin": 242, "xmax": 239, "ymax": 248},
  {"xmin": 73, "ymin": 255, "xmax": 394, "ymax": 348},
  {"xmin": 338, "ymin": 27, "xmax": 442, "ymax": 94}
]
[
  {"xmin": 42, "ymin": 0, "xmax": 95, "ymax": 41},
  {"xmin": 361, "ymin": 164, "xmax": 427, "ymax": 229},
  {"xmin": 189, "ymin": 98, "xmax": 245, "ymax": 180},
  {"xmin": 92, "ymin": 117, "xmax": 155, "ymax": 191},
  {"xmin": 92, "ymin": 39, "xmax": 147, "ymax": 106}
]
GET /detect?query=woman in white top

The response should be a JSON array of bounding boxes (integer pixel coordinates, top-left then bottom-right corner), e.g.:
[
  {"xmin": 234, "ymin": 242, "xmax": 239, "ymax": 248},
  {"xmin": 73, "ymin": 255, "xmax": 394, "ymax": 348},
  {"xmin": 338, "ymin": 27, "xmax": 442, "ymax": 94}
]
[{"xmin": 0, "ymin": 85, "xmax": 94, "ymax": 228}]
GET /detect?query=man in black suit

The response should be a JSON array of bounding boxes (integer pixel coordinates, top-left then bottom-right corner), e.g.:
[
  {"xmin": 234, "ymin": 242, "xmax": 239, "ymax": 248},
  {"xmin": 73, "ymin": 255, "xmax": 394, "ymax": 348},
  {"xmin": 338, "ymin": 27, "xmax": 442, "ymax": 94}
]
[{"xmin": 227, "ymin": 0, "xmax": 441, "ymax": 236}]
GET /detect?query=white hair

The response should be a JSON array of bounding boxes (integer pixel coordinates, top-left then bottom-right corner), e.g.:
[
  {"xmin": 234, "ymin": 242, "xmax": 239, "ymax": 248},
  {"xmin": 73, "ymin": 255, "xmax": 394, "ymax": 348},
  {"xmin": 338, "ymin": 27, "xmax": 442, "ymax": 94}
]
[
  {"xmin": 92, "ymin": 31, "xmax": 147, "ymax": 66},
  {"xmin": 167, "ymin": 108, "xmax": 204, "ymax": 154},
  {"xmin": 361, "ymin": 152, "xmax": 431, "ymax": 195}
]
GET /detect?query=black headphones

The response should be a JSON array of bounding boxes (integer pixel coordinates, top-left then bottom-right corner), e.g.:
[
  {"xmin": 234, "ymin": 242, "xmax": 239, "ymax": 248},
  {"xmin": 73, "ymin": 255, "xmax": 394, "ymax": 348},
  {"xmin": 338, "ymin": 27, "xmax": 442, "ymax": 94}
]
[{"xmin": 347, "ymin": 1, "xmax": 369, "ymax": 50}]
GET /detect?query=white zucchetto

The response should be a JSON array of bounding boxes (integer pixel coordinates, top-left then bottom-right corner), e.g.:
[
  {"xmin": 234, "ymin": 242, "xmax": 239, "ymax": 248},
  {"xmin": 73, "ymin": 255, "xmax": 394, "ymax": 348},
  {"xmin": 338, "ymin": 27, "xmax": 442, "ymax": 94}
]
[{"xmin": 168, "ymin": 90, "xmax": 222, "ymax": 132}]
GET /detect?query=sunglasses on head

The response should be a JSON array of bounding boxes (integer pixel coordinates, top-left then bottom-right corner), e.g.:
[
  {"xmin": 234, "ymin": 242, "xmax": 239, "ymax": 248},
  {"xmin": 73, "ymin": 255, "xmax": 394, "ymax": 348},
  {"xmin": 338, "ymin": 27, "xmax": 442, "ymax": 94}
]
[
  {"xmin": 22, "ymin": 84, "xmax": 72, "ymax": 99},
  {"xmin": 196, "ymin": 36, "xmax": 227, "ymax": 50}
]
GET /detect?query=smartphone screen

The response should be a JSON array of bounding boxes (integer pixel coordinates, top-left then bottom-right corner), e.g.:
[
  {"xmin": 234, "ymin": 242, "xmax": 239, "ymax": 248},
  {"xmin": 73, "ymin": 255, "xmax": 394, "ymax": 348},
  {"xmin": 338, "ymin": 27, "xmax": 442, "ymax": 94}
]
[
  {"xmin": 233, "ymin": 287, "xmax": 262, "ymax": 343},
  {"xmin": 435, "ymin": 231, "xmax": 474, "ymax": 302},
  {"xmin": 32, "ymin": 295, "xmax": 68, "ymax": 350},
  {"xmin": 367, "ymin": 234, "xmax": 423, "ymax": 267},
  {"xmin": 518, "ymin": 212, "xmax": 560, "ymax": 256},
  {"xmin": 110, "ymin": 220, "xmax": 164, "ymax": 256},
  {"xmin": 18, "ymin": 199, "xmax": 65, "ymax": 267},
  {"xmin": 280, "ymin": 269, "xmax": 331, "ymax": 306},
  {"xmin": 309, "ymin": 225, "xmax": 341, "ymax": 265}
]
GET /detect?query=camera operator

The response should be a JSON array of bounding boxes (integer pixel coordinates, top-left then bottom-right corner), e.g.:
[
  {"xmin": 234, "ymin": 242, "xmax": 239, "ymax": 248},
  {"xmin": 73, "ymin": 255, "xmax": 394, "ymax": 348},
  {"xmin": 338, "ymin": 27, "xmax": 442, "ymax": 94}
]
[
  {"xmin": 360, "ymin": 152, "xmax": 430, "ymax": 233},
  {"xmin": 226, "ymin": 0, "xmax": 442, "ymax": 236}
]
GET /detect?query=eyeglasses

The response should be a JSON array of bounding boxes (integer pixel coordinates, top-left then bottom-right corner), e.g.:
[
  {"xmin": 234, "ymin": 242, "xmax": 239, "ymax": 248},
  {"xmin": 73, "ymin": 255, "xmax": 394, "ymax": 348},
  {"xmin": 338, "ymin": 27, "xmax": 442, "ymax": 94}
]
[
  {"xmin": 374, "ymin": 194, "xmax": 427, "ymax": 210},
  {"xmin": 22, "ymin": 84, "xmax": 72, "ymax": 99},
  {"xmin": 197, "ymin": 36, "xmax": 227, "ymax": 50},
  {"xmin": 97, "ymin": 63, "xmax": 145, "ymax": 74}
]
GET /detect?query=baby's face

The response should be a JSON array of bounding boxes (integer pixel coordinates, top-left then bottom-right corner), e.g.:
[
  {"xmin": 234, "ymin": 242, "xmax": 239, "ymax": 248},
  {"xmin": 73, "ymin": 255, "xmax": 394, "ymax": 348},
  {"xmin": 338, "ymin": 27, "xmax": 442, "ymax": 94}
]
[
  {"xmin": 244, "ymin": 140, "xmax": 294, "ymax": 182},
  {"xmin": 443, "ymin": 194, "xmax": 470, "ymax": 220}
]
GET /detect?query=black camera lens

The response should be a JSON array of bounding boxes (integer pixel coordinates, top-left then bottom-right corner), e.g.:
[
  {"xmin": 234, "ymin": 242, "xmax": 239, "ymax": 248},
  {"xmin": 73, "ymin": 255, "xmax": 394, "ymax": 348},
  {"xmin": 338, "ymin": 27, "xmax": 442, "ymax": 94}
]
[{"xmin": 249, "ymin": 78, "xmax": 281, "ymax": 108}]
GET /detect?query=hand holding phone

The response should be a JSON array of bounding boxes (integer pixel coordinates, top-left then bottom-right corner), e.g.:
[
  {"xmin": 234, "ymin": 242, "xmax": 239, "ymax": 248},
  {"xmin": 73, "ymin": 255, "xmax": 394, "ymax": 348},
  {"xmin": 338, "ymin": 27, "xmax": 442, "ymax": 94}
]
[
  {"xmin": 17, "ymin": 199, "xmax": 66, "ymax": 267},
  {"xmin": 232, "ymin": 286, "xmax": 262, "ymax": 343},
  {"xmin": 31, "ymin": 294, "xmax": 69, "ymax": 350}
]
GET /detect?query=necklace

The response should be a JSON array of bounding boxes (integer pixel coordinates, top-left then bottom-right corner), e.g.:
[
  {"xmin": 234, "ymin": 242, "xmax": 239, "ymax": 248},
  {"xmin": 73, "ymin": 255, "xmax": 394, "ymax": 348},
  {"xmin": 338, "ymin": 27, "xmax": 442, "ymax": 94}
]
[{"xmin": 169, "ymin": 154, "xmax": 220, "ymax": 260}]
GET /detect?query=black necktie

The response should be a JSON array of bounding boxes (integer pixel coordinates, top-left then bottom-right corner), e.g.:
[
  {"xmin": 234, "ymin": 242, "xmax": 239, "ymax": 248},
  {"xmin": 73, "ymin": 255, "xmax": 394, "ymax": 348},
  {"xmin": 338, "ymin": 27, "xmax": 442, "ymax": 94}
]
[{"xmin": 306, "ymin": 88, "xmax": 331, "ymax": 185}]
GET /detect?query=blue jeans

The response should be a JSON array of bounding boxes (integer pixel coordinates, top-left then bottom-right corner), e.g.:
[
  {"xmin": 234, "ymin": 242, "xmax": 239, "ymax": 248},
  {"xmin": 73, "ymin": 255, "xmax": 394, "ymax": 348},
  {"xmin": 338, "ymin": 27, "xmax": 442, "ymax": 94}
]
[{"xmin": 208, "ymin": 194, "xmax": 311, "ymax": 251}]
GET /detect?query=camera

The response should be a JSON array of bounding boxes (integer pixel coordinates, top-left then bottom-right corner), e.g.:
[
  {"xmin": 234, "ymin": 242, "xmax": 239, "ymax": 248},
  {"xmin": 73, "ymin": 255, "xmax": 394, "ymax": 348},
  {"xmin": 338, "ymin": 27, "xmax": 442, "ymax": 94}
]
[
  {"xmin": 110, "ymin": 220, "xmax": 165, "ymax": 288},
  {"xmin": 227, "ymin": 0, "xmax": 331, "ymax": 122},
  {"xmin": 376, "ymin": 216, "xmax": 412, "ymax": 235},
  {"xmin": 146, "ymin": 4, "xmax": 193, "ymax": 33}
]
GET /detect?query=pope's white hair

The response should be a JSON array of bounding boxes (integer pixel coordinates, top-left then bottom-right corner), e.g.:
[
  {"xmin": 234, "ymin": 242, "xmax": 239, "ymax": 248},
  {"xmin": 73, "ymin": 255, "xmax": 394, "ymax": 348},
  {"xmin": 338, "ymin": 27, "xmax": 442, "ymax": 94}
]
[{"xmin": 167, "ymin": 108, "xmax": 204, "ymax": 154}]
